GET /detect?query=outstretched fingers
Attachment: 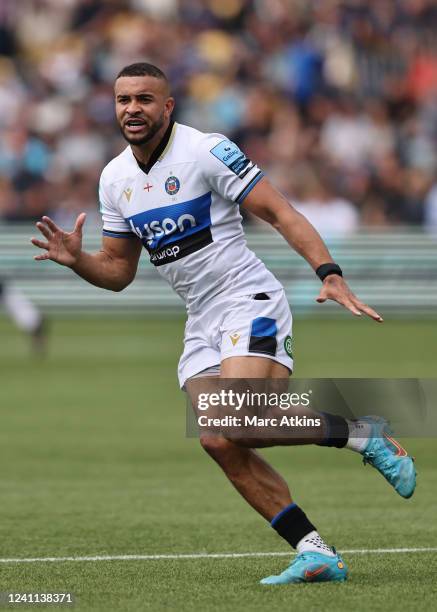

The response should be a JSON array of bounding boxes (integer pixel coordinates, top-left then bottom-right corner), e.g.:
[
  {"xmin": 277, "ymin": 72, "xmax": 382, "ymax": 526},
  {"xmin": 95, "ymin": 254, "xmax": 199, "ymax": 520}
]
[
  {"xmin": 41, "ymin": 215, "xmax": 61, "ymax": 234},
  {"xmin": 351, "ymin": 298, "xmax": 383, "ymax": 322},
  {"xmin": 31, "ymin": 236, "xmax": 50, "ymax": 261},
  {"xmin": 33, "ymin": 252, "xmax": 51, "ymax": 261},
  {"xmin": 338, "ymin": 297, "xmax": 362, "ymax": 317},
  {"xmin": 36, "ymin": 221, "xmax": 52, "ymax": 241},
  {"xmin": 317, "ymin": 283, "xmax": 383, "ymax": 322},
  {"xmin": 74, "ymin": 212, "xmax": 87, "ymax": 233},
  {"xmin": 331, "ymin": 293, "xmax": 363, "ymax": 317},
  {"xmin": 31, "ymin": 237, "xmax": 49, "ymax": 250}
]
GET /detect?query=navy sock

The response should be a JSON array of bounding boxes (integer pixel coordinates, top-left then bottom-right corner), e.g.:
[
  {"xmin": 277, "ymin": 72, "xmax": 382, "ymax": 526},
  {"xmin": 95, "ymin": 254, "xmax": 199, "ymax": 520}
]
[
  {"xmin": 317, "ymin": 412, "xmax": 349, "ymax": 448},
  {"xmin": 271, "ymin": 503, "xmax": 316, "ymax": 548}
]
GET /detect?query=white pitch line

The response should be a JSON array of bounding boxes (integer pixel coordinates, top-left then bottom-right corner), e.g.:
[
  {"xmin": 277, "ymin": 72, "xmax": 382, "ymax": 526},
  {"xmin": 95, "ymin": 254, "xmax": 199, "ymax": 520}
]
[{"xmin": 1, "ymin": 548, "xmax": 437, "ymax": 564}]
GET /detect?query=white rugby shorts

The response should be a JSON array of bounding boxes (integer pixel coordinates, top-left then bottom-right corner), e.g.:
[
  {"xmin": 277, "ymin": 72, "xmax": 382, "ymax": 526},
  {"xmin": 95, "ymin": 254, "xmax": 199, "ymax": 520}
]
[{"xmin": 178, "ymin": 289, "xmax": 293, "ymax": 388}]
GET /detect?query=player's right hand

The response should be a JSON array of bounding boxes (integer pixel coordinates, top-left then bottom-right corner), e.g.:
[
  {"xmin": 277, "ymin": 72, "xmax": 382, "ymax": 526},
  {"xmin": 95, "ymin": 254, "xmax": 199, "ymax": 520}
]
[{"xmin": 31, "ymin": 213, "xmax": 86, "ymax": 267}]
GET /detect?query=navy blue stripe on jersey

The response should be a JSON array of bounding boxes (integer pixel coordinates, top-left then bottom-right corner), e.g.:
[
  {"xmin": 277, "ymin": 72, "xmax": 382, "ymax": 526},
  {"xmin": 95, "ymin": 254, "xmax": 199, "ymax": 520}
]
[
  {"xmin": 126, "ymin": 192, "xmax": 212, "ymax": 251},
  {"xmin": 102, "ymin": 229, "xmax": 137, "ymax": 239},
  {"xmin": 251, "ymin": 317, "xmax": 277, "ymax": 337},
  {"xmin": 248, "ymin": 316, "xmax": 277, "ymax": 356},
  {"xmin": 235, "ymin": 171, "xmax": 264, "ymax": 204}
]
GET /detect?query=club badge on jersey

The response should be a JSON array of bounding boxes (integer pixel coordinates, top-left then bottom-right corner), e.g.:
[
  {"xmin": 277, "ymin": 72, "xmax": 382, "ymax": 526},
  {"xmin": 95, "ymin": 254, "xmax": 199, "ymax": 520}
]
[{"xmin": 165, "ymin": 176, "xmax": 180, "ymax": 195}]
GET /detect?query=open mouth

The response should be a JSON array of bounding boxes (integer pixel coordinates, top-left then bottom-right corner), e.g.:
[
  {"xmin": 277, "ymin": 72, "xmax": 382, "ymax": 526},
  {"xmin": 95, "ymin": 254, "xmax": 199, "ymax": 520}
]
[{"xmin": 124, "ymin": 119, "xmax": 147, "ymax": 133}]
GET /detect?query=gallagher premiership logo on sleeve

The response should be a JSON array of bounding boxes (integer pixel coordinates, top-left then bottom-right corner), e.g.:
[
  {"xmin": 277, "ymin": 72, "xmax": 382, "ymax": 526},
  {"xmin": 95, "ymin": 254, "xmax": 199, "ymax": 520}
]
[{"xmin": 210, "ymin": 140, "xmax": 254, "ymax": 178}]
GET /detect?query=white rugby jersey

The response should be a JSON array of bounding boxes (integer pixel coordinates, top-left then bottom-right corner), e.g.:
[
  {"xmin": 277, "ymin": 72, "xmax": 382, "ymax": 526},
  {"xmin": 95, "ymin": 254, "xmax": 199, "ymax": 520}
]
[{"xmin": 99, "ymin": 121, "xmax": 282, "ymax": 312}]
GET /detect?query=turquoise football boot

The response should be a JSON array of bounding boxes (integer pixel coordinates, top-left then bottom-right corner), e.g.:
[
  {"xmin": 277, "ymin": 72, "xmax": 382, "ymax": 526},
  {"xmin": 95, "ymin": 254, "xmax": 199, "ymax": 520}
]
[
  {"xmin": 260, "ymin": 549, "xmax": 348, "ymax": 585},
  {"xmin": 360, "ymin": 416, "xmax": 416, "ymax": 498}
]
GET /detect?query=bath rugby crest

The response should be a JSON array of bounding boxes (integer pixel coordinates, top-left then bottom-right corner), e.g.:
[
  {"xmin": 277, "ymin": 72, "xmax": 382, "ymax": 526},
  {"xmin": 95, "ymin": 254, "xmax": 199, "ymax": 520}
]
[
  {"xmin": 165, "ymin": 176, "xmax": 180, "ymax": 195},
  {"xmin": 99, "ymin": 120, "xmax": 281, "ymax": 311}
]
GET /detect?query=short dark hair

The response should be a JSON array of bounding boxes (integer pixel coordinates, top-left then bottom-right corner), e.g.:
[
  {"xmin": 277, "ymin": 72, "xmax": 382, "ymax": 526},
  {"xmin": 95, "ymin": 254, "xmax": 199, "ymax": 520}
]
[{"xmin": 116, "ymin": 62, "xmax": 168, "ymax": 83}]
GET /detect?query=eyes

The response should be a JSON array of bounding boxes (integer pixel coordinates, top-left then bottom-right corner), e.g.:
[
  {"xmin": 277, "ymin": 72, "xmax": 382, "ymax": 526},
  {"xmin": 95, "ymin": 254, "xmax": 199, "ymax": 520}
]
[{"xmin": 117, "ymin": 95, "xmax": 154, "ymax": 104}]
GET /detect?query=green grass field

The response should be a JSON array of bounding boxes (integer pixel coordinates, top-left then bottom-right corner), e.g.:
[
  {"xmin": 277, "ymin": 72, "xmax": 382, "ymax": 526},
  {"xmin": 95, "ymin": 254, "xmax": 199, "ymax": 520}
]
[{"xmin": 0, "ymin": 316, "xmax": 436, "ymax": 611}]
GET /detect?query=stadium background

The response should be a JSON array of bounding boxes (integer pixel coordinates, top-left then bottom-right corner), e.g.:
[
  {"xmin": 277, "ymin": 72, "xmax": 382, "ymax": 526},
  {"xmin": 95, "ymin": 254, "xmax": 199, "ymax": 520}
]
[{"xmin": 0, "ymin": 1, "xmax": 436, "ymax": 611}]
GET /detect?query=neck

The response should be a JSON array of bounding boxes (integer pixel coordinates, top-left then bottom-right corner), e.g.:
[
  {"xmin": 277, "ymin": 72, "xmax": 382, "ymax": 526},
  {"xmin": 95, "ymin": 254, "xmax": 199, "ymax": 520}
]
[{"xmin": 130, "ymin": 118, "xmax": 171, "ymax": 165}]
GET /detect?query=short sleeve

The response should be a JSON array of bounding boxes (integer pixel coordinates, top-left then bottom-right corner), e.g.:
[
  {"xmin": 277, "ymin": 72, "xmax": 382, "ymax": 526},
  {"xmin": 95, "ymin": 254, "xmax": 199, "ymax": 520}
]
[
  {"xmin": 196, "ymin": 134, "xmax": 264, "ymax": 204},
  {"xmin": 99, "ymin": 172, "xmax": 137, "ymax": 239}
]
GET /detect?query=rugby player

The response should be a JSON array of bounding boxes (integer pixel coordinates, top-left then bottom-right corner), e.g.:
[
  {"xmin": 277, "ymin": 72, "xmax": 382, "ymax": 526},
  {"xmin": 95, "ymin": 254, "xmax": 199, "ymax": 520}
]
[
  {"xmin": 0, "ymin": 280, "xmax": 47, "ymax": 354},
  {"xmin": 31, "ymin": 63, "xmax": 416, "ymax": 585}
]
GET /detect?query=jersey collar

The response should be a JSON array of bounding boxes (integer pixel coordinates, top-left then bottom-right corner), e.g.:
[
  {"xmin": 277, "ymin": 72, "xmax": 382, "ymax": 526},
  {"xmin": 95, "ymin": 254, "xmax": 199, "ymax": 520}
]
[{"xmin": 133, "ymin": 119, "xmax": 176, "ymax": 175}]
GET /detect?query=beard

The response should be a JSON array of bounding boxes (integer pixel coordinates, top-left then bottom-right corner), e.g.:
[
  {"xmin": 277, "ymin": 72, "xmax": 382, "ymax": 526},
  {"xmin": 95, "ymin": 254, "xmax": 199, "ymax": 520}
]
[{"xmin": 119, "ymin": 112, "xmax": 165, "ymax": 145}]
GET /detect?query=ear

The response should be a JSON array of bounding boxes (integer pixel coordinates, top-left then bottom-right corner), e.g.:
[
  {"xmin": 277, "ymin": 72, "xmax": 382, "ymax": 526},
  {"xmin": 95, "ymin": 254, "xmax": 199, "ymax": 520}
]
[{"xmin": 165, "ymin": 97, "xmax": 175, "ymax": 119}]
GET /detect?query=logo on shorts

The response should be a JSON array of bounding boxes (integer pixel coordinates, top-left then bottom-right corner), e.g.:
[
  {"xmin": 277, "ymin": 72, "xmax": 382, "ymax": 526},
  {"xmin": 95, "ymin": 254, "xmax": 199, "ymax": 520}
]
[
  {"xmin": 165, "ymin": 176, "xmax": 180, "ymax": 195},
  {"xmin": 230, "ymin": 332, "xmax": 241, "ymax": 346},
  {"xmin": 284, "ymin": 335, "xmax": 293, "ymax": 358}
]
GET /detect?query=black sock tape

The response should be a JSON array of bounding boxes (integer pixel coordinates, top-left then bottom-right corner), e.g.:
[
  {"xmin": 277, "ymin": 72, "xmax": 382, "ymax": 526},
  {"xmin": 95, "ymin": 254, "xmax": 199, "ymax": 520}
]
[
  {"xmin": 271, "ymin": 503, "xmax": 316, "ymax": 549},
  {"xmin": 317, "ymin": 412, "xmax": 349, "ymax": 448}
]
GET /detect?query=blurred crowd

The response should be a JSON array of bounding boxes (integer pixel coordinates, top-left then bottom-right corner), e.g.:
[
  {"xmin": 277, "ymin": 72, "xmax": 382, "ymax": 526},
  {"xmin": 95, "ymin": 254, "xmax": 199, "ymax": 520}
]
[{"xmin": 0, "ymin": 0, "xmax": 437, "ymax": 234}]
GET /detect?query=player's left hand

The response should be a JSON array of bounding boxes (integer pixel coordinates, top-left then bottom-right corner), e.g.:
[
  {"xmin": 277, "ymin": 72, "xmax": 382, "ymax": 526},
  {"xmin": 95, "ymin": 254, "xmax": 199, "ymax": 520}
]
[{"xmin": 316, "ymin": 275, "xmax": 383, "ymax": 322}]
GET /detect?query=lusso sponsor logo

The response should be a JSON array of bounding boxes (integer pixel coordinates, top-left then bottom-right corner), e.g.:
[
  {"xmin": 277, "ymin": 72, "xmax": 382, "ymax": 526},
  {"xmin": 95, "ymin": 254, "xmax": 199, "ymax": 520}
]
[
  {"xmin": 150, "ymin": 245, "xmax": 181, "ymax": 263},
  {"xmin": 129, "ymin": 213, "xmax": 197, "ymax": 245}
]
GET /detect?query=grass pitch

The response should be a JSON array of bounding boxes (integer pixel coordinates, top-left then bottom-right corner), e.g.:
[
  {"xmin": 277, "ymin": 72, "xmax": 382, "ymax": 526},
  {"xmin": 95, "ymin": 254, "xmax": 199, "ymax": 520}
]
[{"xmin": 0, "ymin": 316, "xmax": 436, "ymax": 611}]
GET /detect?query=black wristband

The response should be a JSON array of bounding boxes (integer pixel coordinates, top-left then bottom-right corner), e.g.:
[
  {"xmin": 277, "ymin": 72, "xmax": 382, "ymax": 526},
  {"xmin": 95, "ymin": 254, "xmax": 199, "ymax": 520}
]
[{"xmin": 316, "ymin": 263, "xmax": 343, "ymax": 282}]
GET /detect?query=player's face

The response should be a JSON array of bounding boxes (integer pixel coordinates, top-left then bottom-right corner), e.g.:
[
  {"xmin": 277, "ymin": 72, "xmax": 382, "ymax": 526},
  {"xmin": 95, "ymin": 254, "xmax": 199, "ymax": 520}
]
[{"xmin": 115, "ymin": 76, "xmax": 174, "ymax": 146}]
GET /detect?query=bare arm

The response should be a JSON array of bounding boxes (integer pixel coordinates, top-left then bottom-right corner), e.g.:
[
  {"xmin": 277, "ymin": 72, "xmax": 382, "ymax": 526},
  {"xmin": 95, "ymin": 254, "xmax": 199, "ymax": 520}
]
[
  {"xmin": 242, "ymin": 178, "xmax": 383, "ymax": 321},
  {"xmin": 31, "ymin": 213, "xmax": 142, "ymax": 292}
]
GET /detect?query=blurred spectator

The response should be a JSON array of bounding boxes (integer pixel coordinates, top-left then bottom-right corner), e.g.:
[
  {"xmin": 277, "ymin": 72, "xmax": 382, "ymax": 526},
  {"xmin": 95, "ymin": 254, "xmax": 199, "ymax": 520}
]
[
  {"xmin": 290, "ymin": 164, "xmax": 359, "ymax": 238},
  {"xmin": 424, "ymin": 182, "xmax": 437, "ymax": 233},
  {"xmin": 0, "ymin": 0, "xmax": 436, "ymax": 231},
  {"xmin": 50, "ymin": 170, "xmax": 101, "ymax": 228},
  {"xmin": 52, "ymin": 107, "xmax": 106, "ymax": 172}
]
